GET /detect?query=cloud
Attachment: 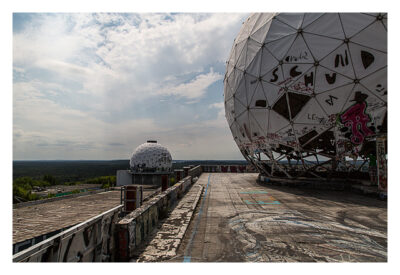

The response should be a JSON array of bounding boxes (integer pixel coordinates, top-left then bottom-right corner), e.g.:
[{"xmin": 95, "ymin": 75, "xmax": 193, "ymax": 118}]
[
  {"xmin": 157, "ymin": 68, "xmax": 223, "ymax": 100},
  {"xmin": 209, "ymin": 102, "xmax": 224, "ymax": 109},
  {"xmin": 13, "ymin": 13, "xmax": 248, "ymax": 160}
]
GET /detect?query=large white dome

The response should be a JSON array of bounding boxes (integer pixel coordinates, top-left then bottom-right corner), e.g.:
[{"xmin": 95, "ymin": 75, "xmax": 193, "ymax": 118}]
[
  {"xmin": 224, "ymin": 13, "xmax": 387, "ymax": 178},
  {"xmin": 129, "ymin": 141, "xmax": 172, "ymax": 173}
]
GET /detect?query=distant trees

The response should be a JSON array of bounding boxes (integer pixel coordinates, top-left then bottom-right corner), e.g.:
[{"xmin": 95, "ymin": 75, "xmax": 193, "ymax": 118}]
[
  {"xmin": 12, "ymin": 177, "xmax": 45, "ymax": 203},
  {"xmin": 43, "ymin": 174, "xmax": 58, "ymax": 185},
  {"xmin": 13, "ymin": 175, "xmax": 117, "ymax": 204}
]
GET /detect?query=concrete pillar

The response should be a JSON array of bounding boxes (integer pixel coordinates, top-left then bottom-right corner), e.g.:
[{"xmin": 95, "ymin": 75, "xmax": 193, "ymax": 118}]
[{"xmin": 161, "ymin": 175, "xmax": 168, "ymax": 191}]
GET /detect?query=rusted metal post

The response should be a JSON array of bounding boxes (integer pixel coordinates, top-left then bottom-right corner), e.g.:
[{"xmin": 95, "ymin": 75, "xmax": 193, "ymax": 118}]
[
  {"xmin": 175, "ymin": 169, "xmax": 183, "ymax": 182},
  {"xmin": 124, "ymin": 186, "xmax": 143, "ymax": 213},
  {"xmin": 125, "ymin": 186, "xmax": 137, "ymax": 212},
  {"xmin": 161, "ymin": 175, "xmax": 168, "ymax": 191}
]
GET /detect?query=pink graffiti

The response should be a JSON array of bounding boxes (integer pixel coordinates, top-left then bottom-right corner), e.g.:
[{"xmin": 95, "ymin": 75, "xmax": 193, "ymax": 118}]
[
  {"xmin": 340, "ymin": 102, "xmax": 374, "ymax": 144},
  {"xmin": 291, "ymin": 81, "xmax": 313, "ymax": 93}
]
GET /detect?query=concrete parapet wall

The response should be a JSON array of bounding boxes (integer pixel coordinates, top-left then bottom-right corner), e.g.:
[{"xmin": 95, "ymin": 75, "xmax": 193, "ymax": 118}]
[
  {"xmin": 188, "ymin": 165, "xmax": 202, "ymax": 179},
  {"xmin": 116, "ymin": 176, "xmax": 192, "ymax": 261},
  {"xmin": 13, "ymin": 205, "xmax": 123, "ymax": 262}
]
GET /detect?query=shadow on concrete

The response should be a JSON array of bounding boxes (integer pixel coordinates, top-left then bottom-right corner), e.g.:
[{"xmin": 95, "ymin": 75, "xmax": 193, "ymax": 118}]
[{"xmin": 254, "ymin": 181, "xmax": 387, "ymax": 209}]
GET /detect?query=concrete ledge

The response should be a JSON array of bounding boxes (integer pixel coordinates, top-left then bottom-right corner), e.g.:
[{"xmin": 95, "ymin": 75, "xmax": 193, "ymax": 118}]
[
  {"xmin": 137, "ymin": 184, "xmax": 204, "ymax": 262},
  {"xmin": 116, "ymin": 176, "xmax": 193, "ymax": 261},
  {"xmin": 13, "ymin": 204, "xmax": 123, "ymax": 262}
]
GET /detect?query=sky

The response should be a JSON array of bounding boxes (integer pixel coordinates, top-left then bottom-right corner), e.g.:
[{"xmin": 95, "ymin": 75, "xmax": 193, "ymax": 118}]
[{"xmin": 13, "ymin": 13, "xmax": 249, "ymax": 160}]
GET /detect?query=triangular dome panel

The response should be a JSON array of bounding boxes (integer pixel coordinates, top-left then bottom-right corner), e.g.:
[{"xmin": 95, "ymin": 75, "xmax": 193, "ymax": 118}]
[
  {"xmin": 261, "ymin": 80, "xmax": 284, "ymax": 107},
  {"xmin": 319, "ymin": 43, "xmax": 355, "ymax": 79},
  {"xmin": 351, "ymin": 20, "xmax": 387, "ymax": 53},
  {"xmin": 260, "ymin": 47, "xmax": 280, "ymax": 76},
  {"xmin": 265, "ymin": 33, "xmax": 297, "ymax": 61},
  {"xmin": 339, "ymin": 13, "xmax": 377, "ymax": 38},
  {"xmin": 275, "ymin": 13, "xmax": 304, "ymax": 30},
  {"xmin": 249, "ymin": 81, "xmax": 268, "ymax": 108},
  {"xmin": 359, "ymin": 66, "xmax": 387, "ymax": 103},
  {"xmin": 301, "ymin": 13, "xmax": 323, "ymax": 28},
  {"xmin": 250, "ymin": 17, "xmax": 273, "ymax": 44},
  {"xmin": 315, "ymin": 83, "xmax": 355, "ymax": 116},
  {"xmin": 283, "ymin": 34, "xmax": 314, "ymax": 64},
  {"xmin": 293, "ymin": 98, "xmax": 328, "ymax": 124},
  {"xmin": 314, "ymin": 65, "xmax": 354, "ymax": 94},
  {"xmin": 348, "ymin": 42, "xmax": 387, "ymax": 79},
  {"xmin": 302, "ymin": 32, "xmax": 343, "ymax": 61},
  {"xmin": 304, "ymin": 13, "xmax": 345, "ymax": 40}
]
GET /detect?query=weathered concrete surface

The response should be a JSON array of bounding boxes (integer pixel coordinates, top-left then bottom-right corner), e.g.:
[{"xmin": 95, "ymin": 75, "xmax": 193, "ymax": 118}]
[
  {"xmin": 116, "ymin": 177, "xmax": 194, "ymax": 261},
  {"xmin": 134, "ymin": 184, "xmax": 203, "ymax": 262},
  {"xmin": 13, "ymin": 205, "xmax": 122, "ymax": 262},
  {"xmin": 169, "ymin": 173, "xmax": 387, "ymax": 262},
  {"xmin": 13, "ymin": 188, "xmax": 158, "ymax": 244}
]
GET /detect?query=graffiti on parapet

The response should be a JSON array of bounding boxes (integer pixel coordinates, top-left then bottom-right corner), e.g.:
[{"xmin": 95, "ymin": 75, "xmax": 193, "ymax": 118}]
[
  {"xmin": 13, "ymin": 206, "xmax": 122, "ymax": 262},
  {"xmin": 340, "ymin": 91, "xmax": 374, "ymax": 145}
]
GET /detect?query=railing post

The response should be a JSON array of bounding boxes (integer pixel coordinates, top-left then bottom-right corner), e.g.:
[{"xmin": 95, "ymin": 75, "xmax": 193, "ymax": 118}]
[{"xmin": 161, "ymin": 175, "xmax": 169, "ymax": 191}]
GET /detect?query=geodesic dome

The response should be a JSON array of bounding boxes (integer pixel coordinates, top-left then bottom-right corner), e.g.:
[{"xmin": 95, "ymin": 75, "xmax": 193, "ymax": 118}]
[
  {"xmin": 224, "ymin": 13, "xmax": 387, "ymax": 178},
  {"xmin": 130, "ymin": 140, "xmax": 172, "ymax": 173}
]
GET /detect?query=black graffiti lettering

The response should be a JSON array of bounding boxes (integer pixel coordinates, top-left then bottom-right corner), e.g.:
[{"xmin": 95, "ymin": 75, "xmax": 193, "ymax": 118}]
[
  {"xmin": 290, "ymin": 66, "xmax": 302, "ymax": 78},
  {"xmin": 375, "ymin": 84, "xmax": 387, "ymax": 95},
  {"xmin": 270, "ymin": 68, "xmax": 279, "ymax": 82},
  {"xmin": 304, "ymin": 72, "xmax": 314, "ymax": 87},
  {"xmin": 361, "ymin": 50, "xmax": 375, "ymax": 69},
  {"xmin": 325, "ymin": 73, "xmax": 337, "ymax": 84},
  {"xmin": 255, "ymin": 100, "xmax": 267, "ymax": 107},
  {"xmin": 284, "ymin": 51, "xmax": 309, "ymax": 63},
  {"xmin": 334, "ymin": 50, "xmax": 349, "ymax": 68},
  {"xmin": 325, "ymin": 94, "xmax": 338, "ymax": 106},
  {"xmin": 285, "ymin": 56, "xmax": 295, "ymax": 62}
]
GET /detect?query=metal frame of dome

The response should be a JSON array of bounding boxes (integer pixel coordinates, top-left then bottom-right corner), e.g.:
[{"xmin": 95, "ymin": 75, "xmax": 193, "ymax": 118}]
[{"xmin": 224, "ymin": 13, "xmax": 387, "ymax": 179}]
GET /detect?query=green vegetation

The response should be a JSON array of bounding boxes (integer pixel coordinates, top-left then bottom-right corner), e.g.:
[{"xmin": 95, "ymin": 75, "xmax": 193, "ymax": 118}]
[
  {"xmin": 12, "ymin": 159, "xmax": 248, "ymax": 204},
  {"xmin": 13, "ymin": 175, "xmax": 116, "ymax": 204},
  {"xmin": 13, "ymin": 177, "xmax": 46, "ymax": 203},
  {"xmin": 13, "ymin": 160, "xmax": 130, "ymax": 183}
]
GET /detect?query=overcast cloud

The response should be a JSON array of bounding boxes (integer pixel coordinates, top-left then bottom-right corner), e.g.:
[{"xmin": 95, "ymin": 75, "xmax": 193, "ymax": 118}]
[{"xmin": 13, "ymin": 13, "xmax": 248, "ymax": 160}]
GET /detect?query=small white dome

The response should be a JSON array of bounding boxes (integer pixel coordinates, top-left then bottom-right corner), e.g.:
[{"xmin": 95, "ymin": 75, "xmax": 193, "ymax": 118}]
[{"xmin": 130, "ymin": 140, "xmax": 172, "ymax": 173}]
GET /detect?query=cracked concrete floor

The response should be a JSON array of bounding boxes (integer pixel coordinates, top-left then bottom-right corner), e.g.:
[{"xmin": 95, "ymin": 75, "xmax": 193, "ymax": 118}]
[{"xmin": 168, "ymin": 173, "xmax": 387, "ymax": 262}]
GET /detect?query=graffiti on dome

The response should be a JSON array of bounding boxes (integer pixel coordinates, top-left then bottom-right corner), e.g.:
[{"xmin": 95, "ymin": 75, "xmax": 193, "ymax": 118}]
[
  {"xmin": 339, "ymin": 91, "xmax": 374, "ymax": 145},
  {"xmin": 224, "ymin": 13, "xmax": 387, "ymax": 176}
]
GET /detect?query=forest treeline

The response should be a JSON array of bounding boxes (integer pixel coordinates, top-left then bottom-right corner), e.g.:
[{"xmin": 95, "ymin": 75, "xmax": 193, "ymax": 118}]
[
  {"xmin": 13, "ymin": 160, "xmax": 247, "ymax": 203},
  {"xmin": 13, "ymin": 175, "xmax": 116, "ymax": 204}
]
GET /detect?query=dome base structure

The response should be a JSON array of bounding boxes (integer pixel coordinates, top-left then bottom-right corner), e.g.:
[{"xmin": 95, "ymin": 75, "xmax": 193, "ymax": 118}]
[{"xmin": 117, "ymin": 140, "xmax": 173, "ymax": 187}]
